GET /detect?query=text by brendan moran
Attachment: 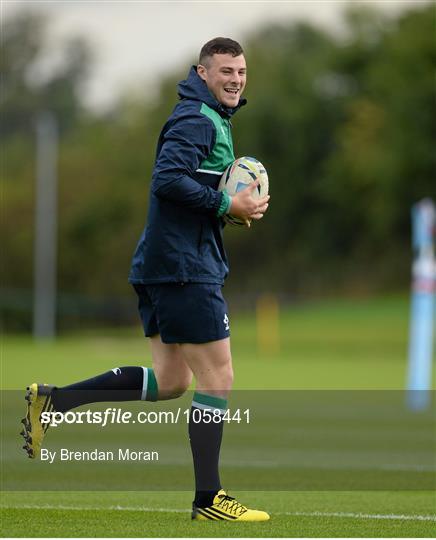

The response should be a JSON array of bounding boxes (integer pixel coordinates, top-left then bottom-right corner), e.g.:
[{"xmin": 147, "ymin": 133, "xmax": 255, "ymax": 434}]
[{"xmin": 40, "ymin": 448, "xmax": 159, "ymax": 463}]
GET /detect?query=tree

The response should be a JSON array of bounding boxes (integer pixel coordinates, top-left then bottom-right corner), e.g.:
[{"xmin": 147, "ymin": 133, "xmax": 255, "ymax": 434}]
[{"xmin": 1, "ymin": 10, "xmax": 91, "ymax": 137}]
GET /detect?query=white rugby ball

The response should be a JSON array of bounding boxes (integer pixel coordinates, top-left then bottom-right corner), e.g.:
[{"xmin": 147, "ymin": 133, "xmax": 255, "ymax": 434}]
[{"xmin": 218, "ymin": 156, "xmax": 269, "ymax": 226}]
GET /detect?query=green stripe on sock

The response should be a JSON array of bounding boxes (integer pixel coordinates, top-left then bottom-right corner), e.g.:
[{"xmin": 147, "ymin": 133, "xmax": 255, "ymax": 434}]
[
  {"xmin": 193, "ymin": 392, "xmax": 227, "ymax": 410},
  {"xmin": 147, "ymin": 368, "xmax": 158, "ymax": 402}
]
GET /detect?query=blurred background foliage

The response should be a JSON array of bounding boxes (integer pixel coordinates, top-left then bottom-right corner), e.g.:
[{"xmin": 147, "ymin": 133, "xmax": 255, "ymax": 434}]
[{"xmin": 2, "ymin": 4, "xmax": 435, "ymax": 330}]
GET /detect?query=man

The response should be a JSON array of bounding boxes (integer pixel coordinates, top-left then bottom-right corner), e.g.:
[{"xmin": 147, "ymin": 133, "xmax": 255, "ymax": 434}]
[{"xmin": 22, "ymin": 37, "xmax": 270, "ymax": 522}]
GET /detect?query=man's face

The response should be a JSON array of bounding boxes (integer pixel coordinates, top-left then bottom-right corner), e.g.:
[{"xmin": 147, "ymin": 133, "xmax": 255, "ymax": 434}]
[{"xmin": 197, "ymin": 53, "xmax": 247, "ymax": 108}]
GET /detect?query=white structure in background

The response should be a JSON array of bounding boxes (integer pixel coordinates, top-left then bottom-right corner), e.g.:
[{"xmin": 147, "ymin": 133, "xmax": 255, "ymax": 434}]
[
  {"xmin": 407, "ymin": 198, "xmax": 435, "ymax": 410},
  {"xmin": 33, "ymin": 112, "xmax": 58, "ymax": 339}
]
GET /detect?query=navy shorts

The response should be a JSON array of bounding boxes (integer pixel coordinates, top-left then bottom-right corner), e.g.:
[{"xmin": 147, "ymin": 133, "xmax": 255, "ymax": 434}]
[{"xmin": 133, "ymin": 283, "xmax": 230, "ymax": 344}]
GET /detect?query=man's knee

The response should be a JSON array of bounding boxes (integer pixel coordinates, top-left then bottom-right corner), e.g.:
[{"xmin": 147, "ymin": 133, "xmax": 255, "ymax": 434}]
[
  {"xmin": 216, "ymin": 363, "xmax": 233, "ymax": 392},
  {"xmin": 196, "ymin": 357, "xmax": 234, "ymax": 393},
  {"xmin": 164, "ymin": 380, "xmax": 191, "ymax": 399},
  {"xmin": 150, "ymin": 336, "xmax": 192, "ymax": 400},
  {"xmin": 158, "ymin": 372, "xmax": 192, "ymax": 400},
  {"xmin": 210, "ymin": 345, "xmax": 233, "ymax": 391},
  {"xmin": 179, "ymin": 338, "xmax": 234, "ymax": 393}
]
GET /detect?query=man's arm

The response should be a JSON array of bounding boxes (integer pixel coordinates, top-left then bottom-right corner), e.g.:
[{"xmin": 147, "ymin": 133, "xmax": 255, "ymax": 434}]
[{"xmin": 151, "ymin": 116, "xmax": 223, "ymax": 214}]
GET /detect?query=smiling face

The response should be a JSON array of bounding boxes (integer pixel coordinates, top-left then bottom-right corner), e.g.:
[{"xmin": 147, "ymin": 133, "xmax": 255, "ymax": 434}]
[{"xmin": 197, "ymin": 53, "xmax": 247, "ymax": 108}]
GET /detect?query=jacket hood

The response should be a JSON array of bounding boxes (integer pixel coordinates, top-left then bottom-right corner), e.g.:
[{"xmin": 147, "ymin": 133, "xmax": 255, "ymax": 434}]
[{"xmin": 177, "ymin": 66, "xmax": 247, "ymax": 118}]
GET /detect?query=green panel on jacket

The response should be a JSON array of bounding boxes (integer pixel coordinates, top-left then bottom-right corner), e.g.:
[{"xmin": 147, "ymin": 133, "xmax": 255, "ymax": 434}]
[{"xmin": 199, "ymin": 102, "xmax": 235, "ymax": 173}]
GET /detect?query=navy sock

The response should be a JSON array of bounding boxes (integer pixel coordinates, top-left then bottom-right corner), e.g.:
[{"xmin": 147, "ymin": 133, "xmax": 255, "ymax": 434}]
[
  {"xmin": 189, "ymin": 392, "xmax": 227, "ymax": 507},
  {"xmin": 51, "ymin": 366, "xmax": 158, "ymax": 412}
]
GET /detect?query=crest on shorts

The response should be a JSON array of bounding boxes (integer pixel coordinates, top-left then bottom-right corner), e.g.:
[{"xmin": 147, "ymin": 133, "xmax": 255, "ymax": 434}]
[{"xmin": 223, "ymin": 313, "xmax": 230, "ymax": 331}]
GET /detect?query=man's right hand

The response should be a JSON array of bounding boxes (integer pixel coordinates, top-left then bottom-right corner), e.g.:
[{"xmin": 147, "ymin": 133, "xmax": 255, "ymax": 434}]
[{"xmin": 228, "ymin": 180, "xmax": 270, "ymax": 227}]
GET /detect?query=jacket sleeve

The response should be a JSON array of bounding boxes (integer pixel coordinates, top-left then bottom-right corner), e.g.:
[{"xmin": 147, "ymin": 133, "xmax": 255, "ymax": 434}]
[{"xmin": 151, "ymin": 115, "xmax": 223, "ymax": 214}]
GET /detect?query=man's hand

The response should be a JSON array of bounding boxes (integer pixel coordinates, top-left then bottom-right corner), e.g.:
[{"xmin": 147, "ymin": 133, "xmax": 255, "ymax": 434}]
[{"xmin": 228, "ymin": 180, "xmax": 270, "ymax": 227}]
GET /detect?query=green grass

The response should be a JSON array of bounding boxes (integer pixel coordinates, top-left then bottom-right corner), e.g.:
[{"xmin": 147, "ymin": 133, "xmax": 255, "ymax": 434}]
[
  {"xmin": 3, "ymin": 295, "xmax": 430, "ymax": 390},
  {"xmin": 1, "ymin": 295, "xmax": 435, "ymax": 537},
  {"xmin": 1, "ymin": 491, "xmax": 435, "ymax": 537}
]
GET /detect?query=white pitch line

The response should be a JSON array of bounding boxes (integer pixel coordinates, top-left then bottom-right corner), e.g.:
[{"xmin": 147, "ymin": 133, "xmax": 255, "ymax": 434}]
[
  {"xmin": 0, "ymin": 504, "xmax": 188, "ymax": 514},
  {"xmin": 284, "ymin": 511, "xmax": 436, "ymax": 522},
  {"xmin": 1, "ymin": 504, "xmax": 436, "ymax": 522}
]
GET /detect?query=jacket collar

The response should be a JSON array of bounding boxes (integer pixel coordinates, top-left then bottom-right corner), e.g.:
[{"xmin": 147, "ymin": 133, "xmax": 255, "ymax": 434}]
[{"xmin": 177, "ymin": 66, "xmax": 247, "ymax": 118}]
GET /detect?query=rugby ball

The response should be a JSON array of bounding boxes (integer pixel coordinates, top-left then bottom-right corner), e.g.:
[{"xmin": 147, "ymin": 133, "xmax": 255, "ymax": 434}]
[{"xmin": 218, "ymin": 156, "xmax": 269, "ymax": 226}]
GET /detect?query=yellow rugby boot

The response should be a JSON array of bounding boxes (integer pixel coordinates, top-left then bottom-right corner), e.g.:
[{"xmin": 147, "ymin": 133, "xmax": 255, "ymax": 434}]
[
  {"xmin": 192, "ymin": 489, "xmax": 270, "ymax": 521},
  {"xmin": 20, "ymin": 383, "xmax": 55, "ymax": 458}
]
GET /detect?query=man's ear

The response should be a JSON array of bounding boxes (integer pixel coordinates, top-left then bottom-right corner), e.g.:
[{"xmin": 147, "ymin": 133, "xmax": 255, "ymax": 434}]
[{"xmin": 197, "ymin": 64, "xmax": 207, "ymax": 82}]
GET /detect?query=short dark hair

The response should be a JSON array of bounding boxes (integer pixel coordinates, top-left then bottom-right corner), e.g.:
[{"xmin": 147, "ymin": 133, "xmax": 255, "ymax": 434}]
[{"xmin": 199, "ymin": 37, "xmax": 244, "ymax": 66}]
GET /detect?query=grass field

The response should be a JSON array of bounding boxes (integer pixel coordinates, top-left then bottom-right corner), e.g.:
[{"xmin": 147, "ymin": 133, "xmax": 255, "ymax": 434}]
[
  {"xmin": 1, "ymin": 491, "xmax": 435, "ymax": 537},
  {"xmin": 1, "ymin": 295, "xmax": 435, "ymax": 537}
]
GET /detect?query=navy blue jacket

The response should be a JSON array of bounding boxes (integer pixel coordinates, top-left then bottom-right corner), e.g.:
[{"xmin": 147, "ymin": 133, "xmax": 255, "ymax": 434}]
[{"xmin": 129, "ymin": 67, "xmax": 246, "ymax": 285}]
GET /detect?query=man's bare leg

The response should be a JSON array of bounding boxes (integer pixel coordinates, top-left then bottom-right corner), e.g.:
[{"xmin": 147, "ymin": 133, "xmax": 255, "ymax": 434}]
[
  {"xmin": 177, "ymin": 338, "xmax": 233, "ymax": 508},
  {"xmin": 180, "ymin": 337, "xmax": 233, "ymax": 396},
  {"xmin": 149, "ymin": 335, "xmax": 192, "ymax": 400}
]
